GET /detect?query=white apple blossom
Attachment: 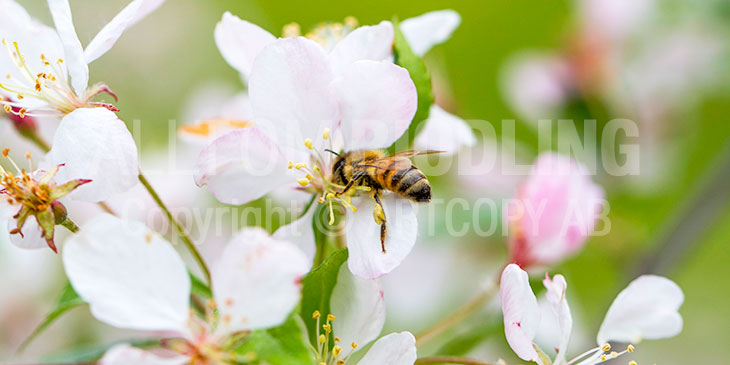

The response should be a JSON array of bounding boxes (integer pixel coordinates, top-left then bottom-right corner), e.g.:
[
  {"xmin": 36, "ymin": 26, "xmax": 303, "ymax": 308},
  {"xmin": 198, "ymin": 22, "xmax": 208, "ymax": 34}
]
[
  {"xmin": 0, "ymin": 0, "xmax": 165, "ymax": 202},
  {"xmin": 310, "ymin": 265, "xmax": 417, "ymax": 364},
  {"xmin": 499, "ymin": 264, "xmax": 683, "ymax": 365},
  {"xmin": 63, "ymin": 214, "xmax": 310, "ymax": 364}
]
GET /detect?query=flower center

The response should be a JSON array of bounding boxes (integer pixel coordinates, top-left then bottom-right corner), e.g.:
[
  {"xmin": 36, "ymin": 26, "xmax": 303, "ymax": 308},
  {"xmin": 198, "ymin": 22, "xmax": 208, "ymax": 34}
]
[
  {"xmin": 0, "ymin": 149, "xmax": 52, "ymax": 212},
  {"xmin": 282, "ymin": 17, "xmax": 359, "ymax": 51},
  {"xmin": 566, "ymin": 343, "xmax": 637, "ymax": 365},
  {"xmin": 287, "ymin": 129, "xmax": 368, "ymax": 224},
  {"xmin": 312, "ymin": 310, "xmax": 358, "ymax": 365},
  {"xmin": 0, "ymin": 39, "xmax": 118, "ymax": 117}
]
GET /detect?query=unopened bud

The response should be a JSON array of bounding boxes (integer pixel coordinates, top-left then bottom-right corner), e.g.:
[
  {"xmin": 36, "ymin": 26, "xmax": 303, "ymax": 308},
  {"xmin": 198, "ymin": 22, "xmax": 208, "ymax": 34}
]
[{"xmin": 51, "ymin": 201, "xmax": 68, "ymax": 225}]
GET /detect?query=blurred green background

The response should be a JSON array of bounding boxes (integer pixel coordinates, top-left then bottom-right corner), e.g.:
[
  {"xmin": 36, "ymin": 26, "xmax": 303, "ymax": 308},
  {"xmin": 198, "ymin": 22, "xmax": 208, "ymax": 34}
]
[{"xmin": 5, "ymin": 0, "xmax": 730, "ymax": 363}]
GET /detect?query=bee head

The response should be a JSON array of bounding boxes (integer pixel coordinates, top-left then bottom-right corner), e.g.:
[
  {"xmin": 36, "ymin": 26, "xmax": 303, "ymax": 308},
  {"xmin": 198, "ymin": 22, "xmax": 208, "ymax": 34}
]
[{"xmin": 331, "ymin": 153, "xmax": 348, "ymax": 185}]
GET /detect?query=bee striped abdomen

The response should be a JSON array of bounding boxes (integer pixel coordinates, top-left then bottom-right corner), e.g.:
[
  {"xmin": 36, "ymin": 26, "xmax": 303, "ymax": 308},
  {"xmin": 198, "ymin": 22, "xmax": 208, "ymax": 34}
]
[{"xmin": 397, "ymin": 168, "xmax": 432, "ymax": 203}]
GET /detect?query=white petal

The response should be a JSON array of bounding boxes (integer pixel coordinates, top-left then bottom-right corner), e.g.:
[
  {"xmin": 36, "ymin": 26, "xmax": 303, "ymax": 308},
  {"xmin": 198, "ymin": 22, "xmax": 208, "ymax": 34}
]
[
  {"xmin": 272, "ymin": 204, "xmax": 317, "ymax": 264},
  {"xmin": 500, "ymin": 264, "xmax": 540, "ymax": 362},
  {"xmin": 212, "ymin": 228, "xmax": 310, "ymax": 334},
  {"xmin": 101, "ymin": 344, "xmax": 189, "ymax": 365},
  {"xmin": 597, "ymin": 275, "xmax": 684, "ymax": 345},
  {"xmin": 543, "ymin": 274, "xmax": 572, "ymax": 361},
  {"xmin": 329, "ymin": 21, "xmax": 394, "ymax": 75},
  {"xmin": 413, "ymin": 105, "xmax": 475, "ymax": 154},
  {"xmin": 357, "ymin": 332, "xmax": 417, "ymax": 365},
  {"xmin": 84, "ymin": 0, "xmax": 165, "ymax": 63},
  {"xmin": 249, "ymin": 37, "xmax": 339, "ymax": 150},
  {"xmin": 194, "ymin": 128, "xmax": 295, "ymax": 205},
  {"xmin": 48, "ymin": 108, "xmax": 139, "ymax": 202},
  {"xmin": 214, "ymin": 12, "xmax": 276, "ymax": 80},
  {"xmin": 346, "ymin": 194, "xmax": 417, "ymax": 280},
  {"xmin": 8, "ymin": 215, "xmax": 47, "ymax": 249},
  {"xmin": 400, "ymin": 10, "xmax": 461, "ymax": 57},
  {"xmin": 331, "ymin": 266, "xmax": 386, "ymax": 351},
  {"xmin": 334, "ymin": 60, "xmax": 417, "ymax": 150},
  {"xmin": 47, "ymin": 0, "xmax": 88, "ymax": 94},
  {"xmin": 63, "ymin": 214, "xmax": 191, "ymax": 335}
]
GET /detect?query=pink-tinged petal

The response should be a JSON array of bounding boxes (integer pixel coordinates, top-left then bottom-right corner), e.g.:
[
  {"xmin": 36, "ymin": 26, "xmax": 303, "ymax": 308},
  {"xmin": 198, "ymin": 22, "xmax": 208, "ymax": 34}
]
[
  {"xmin": 507, "ymin": 152, "xmax": 604, "ymax": 267},
  {"xmin": 331, "ymin": 266, "xmax": 386, "ymax": 351},
  {"xmin": 329, "ymin": 21, "xmax": 394, "ymax": 75},
  {"xmin": 101, "ymin": 344, "xmax": 189, "ymax": 365},
  {"xmin": 400, "ymin": 10, "xmax": 461, "ymax": 57},
  {"xmin": 500, "ymin": 264, "xmax": 541, "ymax": 363},
  {"xmin": 212, "ymin": 228, "xmax": 310, "ymax": 334},
  {"xmin": 7, "ymin": 216, "xmax": 47, "ymax": 249},
  {"xmin": 413, "ymin": 105, "xmax": 475, "ymax": 154},
  {"xmin": 47, "ymin": 0, "xmax": 88, "ymax": 95},
  {"xmin": 48, "ymin": 108, "xmax": 139, "ymax": 202},
  {"xmin": 63, "ymin": 214, "xmax": 191, "ymax": 335},
  {"xmin": 214, "ymin": 12, "xmax": 276, "ymax": 80},
  {"xmin": 84, "ymin": 0, "xmax": 166, "ymax": 64},
  {"xmin": 195, "ymin": 127, "xmax": 295, "ymax": 205},
  {"xmin": 358, "ymin": 332, "xmax": 417, "ymax": 365},
  {"xmin": 597, "ymin": 275, "xmax": 683, "ymax": 345},
  {"xmin": 249, "ymin": 37, "xmax": 339, "ymax": 150},
  {"xmin": 501, "ymin": 52, "xmax": 573, "ymax": 122},
  {"xmin": 272, "ymin": 204, "xmax": 316, "ymax": 264},
  {"xmin": 334, "ymin": 60, "xmax": 417, "ymax": 150},
  {"xmin": 579, "ymin": 0, "xmax": 655, "ymax": 42},
  {"xmin": 543, "ymin": 274, "xmax": 572, "ymax": 362},
  {"xmin": 346, "ymin": 194, "xmax": 417, "ymax": 280}
]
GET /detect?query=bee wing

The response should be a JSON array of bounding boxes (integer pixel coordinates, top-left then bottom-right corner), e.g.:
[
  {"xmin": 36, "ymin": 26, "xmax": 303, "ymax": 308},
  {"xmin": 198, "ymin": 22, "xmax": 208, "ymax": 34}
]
[{"xmin": 384, "ymin": 150, "xmax": 445, "ymax": 159}]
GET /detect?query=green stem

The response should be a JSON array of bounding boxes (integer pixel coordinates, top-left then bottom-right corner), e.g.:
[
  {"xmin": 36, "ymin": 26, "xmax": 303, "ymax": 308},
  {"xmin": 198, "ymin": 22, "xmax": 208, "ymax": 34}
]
[
  {"xmin": 60, "ymin": 218, "xmax": 79, "ymax": 233},
  {"xmin": 138, "ymin": 172, "xmax": 211, "ymax": 285},
  {"xmin": 21, "ymin": 130, "xmax": 52, "ymax": 152},
  {"xmin": 415, "ymin": 284, "xmax": 497, "ymax": 346},
  {"xmin": 415, "ymin": 357, "xmax": 495, "ymax": 365}
]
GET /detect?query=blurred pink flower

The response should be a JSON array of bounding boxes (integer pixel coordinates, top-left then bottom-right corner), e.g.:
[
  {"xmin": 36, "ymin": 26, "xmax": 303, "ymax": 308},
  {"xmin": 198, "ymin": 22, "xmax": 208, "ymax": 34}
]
[{"xmin": 506, "ymin": 153, "xmax": 604, "ymax": 268}]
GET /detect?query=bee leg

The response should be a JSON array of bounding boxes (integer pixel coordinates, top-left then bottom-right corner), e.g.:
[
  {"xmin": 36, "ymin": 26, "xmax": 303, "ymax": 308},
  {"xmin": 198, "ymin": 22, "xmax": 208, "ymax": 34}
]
[
  {"xmin": 336, "ymin": 171, "xmax": 366, "ymax": 196},
  {"xmin": 372, "ymin": 191, "xmax": 387, "ymax": 253}
]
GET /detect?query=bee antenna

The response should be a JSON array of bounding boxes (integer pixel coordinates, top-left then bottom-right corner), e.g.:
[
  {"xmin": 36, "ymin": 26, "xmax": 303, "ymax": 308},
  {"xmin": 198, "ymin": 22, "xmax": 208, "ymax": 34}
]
[{"xmin": 324, "ymin": 149, "xmax": 340, "ymax": 156}]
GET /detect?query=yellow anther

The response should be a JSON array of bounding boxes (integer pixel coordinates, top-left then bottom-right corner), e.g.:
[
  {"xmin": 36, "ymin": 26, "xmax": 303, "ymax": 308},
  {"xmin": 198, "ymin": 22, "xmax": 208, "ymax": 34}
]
[
  {"xmin": 57, "ymin": 58, "xmax": 63, "ymax": 63},
  {"xmin": 601, "ymin": 343, "xmax": 611, "ymax": 352},
  {"xmin": 3, "ymin": 105, "xmax": 11, "ymax": 113},
  {"xmin": 351, "ymin": 342, "xmax": 358, "ymax": 349},
  {"xmin": 627, "ymin": 344, "xmax": 635, "ymax": 353},
  {"xmin": 610, "ymin": 351, "xmax": 618, "ymax": 358},
  {"xmin": 344, "ymin": 16, "xmax": 358, "ymax": 28},
  {"xmin": 304, "ymin": 138, "xmax": 313, "ymax": 150},
  {"xmin": 629, "ymin": 361, "xmax": 637, "ymax": 365},
  {"xmin": 18, "ymin": 108, "xmax": 26, "ymax": 118},
  {"xmin": 351, "ymin": 206, "xmax": 358, "ymax": 212},
  {"xmin": 322, "ymin": 128, "xmax": 330, "ymax": 140},
  {"xmin": 326, "ymin": 193, "xmax": 335, "ymax": 200},
  {"xmin": 319, "ymin": 334, "xmax": 326, "ymax": 343},
  {"xmin": 288, "ymin": 161, "xmax": 294, "ymax": 169},
  {"xmin": 600, "ymin": 355, "xmax": 607, "ymax": 361},
  {"xmin": 306, "ymin": 174, "xmax": 314, "ymax": 180},
  {"xmin": 296, "ymin": 178, "xmax": 310, "ymax": 186},
  {"xmin": 295, "ymin": 162, "xmax": 307, "ymax": 170},
  {"xmin": 322, "ymin": 324, "xmax": 331, "ymax": 333},
  {"xmin": 282, "ymin": 22, "xmax": 301, "ymax": 38},
  {"xmin": 327, "ymin": 314, "xmax": 336, "ymax": 321},
  {"xmin": 332, "ymin": 346, "xmax": 342, "ymax": 358},
  {"xmin": 312, "ymin": 310, "xmax": 321, "ymax": 319},
  {"xmin": 314, "ymin": 165, "xmax": 322, "ymax": 174},
  {"xmin": 334, "ymin": 337, "xmax": 341, "ymax": 343},
  {"xmin": 337, "ymin": 361, "xmax": 345, "ymax": 365}
]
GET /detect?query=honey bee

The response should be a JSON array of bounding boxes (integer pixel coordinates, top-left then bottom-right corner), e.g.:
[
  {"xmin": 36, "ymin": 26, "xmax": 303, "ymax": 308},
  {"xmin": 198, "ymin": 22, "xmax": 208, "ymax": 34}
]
[{"xmin": 330, "ymin": 149, "xmax": 441, "ymax": 253}]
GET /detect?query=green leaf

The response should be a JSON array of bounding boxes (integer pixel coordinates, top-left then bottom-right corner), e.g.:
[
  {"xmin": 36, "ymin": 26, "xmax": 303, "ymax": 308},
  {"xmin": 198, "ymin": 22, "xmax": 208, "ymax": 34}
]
[
  {"xmin": 389, "ymin": 17, "xmax": 434, "ymax": 152},
  {"xmin": 235, "ymin": 314, "xmax": 315, "ymax": 365},
  {"xmin": 190, "ymin": 271, "xmax": 212, "ymax": 299},
  {"xmin": 19, "ymin": 281, "xmax": 85, "ymax": 353},
  {"xmin": 300, "ymin": 248, "xmax": 349, "ymax": 346}
]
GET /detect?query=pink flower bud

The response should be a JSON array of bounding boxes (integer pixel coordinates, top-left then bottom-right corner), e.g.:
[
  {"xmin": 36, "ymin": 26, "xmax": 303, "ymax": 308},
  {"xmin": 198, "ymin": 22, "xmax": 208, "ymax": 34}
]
[{"xmin": 506, "ymin": 152, "xmax": 605, "ymax": 268}]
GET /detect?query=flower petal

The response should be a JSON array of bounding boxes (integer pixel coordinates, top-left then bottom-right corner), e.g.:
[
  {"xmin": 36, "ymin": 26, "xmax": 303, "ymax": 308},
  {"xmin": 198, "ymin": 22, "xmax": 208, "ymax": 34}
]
[
  {"xmin": 214, "ymin": 12, "xmax": 276, "ymax": 80},
  {"xmin": 500, "ymin": 264, "xmax": 541, "ymax": 362},
  {"xmin": 501, "ymin": 52, "xmax": 572, "ymax": 121},
  {"xmin": 543, "ymin": 274, "xmax": 572, "ymax": 362},
  {"xmin": 48, "ymin": 108, "xmax": 139, "ymax": 202},
  {"xmin": 413, "ymin": 105, "xmax": 475, "ymax": 154},
  {"xmin": 194, "ymin": 127, "xmax": 295, "ymax": 205},
  {"xmin": 334, "ymin": 60, "xmax": 417, "ymax": 150},
  {"xmin": 84, "ymin": 0, "xmax": 166, "ymax": 64},
  {"xmin": 63, "ymin": 214, "xmax": 191, "ymax": 335},
  {"xmin": 7, "ymin": 215, "xmax": 47, "ymax": 249},
  {"xmin": 346, "ymin": 194, "xmax": 417, "ymax": 280},
  {"xmin": 597, "ymin": 275, "xmax": 684, "ymax": 345},
  {"xmin": 272, "ymin": 203, "xmax": 317, "ymax": 264},
  {"xmin": 249, "ymin": 37, "xmax": 339, "ymax": 150},
  {"xmin": 329, "ymin": 21, "xmax": 394, "ymax": 75},
  {"xmin": 357, "ymin": 332, "xmax": 417, "ymax": 365},
  {"xmin": 47, "ymin": 0, "xmax": 88, "ymax": 94},
  {"xmin": 101, "ymin": 344, "xmax": 189, "ymax": 365},
  {"xmin": 331, "ymin": 265, "xmax": 386, "ymax": 351},
  {"xmin": 400, "ymin": 10, "xmax": 461, "ymax": 57},
  {"xmin": 212, "ymin": 227, "xmax": 310, "ymax": 334}
]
